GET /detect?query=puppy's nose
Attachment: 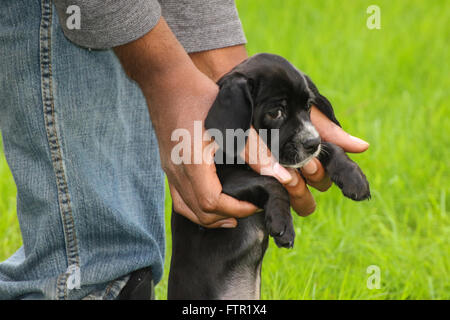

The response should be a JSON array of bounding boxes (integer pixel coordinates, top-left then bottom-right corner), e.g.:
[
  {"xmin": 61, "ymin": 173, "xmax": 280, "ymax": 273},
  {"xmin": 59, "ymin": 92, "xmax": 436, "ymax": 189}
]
[{"xmin": 302, "ymin": 137, "xmax": 321, "ymax": 153}]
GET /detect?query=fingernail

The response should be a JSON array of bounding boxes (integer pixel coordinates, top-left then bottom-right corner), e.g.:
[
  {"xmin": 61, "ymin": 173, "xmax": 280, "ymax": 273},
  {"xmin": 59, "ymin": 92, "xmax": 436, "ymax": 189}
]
[
  {"xmin": 302, "ymin": 160, "xmax": 318, "ymax": 175},
  {"xmin": 220, "ymin": 222, "xmax": 236, "ymax": 228},
  {"xmin": 287, "ymin": 170, "xmax": 299, "ymax": 187},
  {"xmin": 273, "ymin": 162, "xmax": 292, "ymax": 183},
  {"xmin": 350, "ymin": 135, "xmax": 370, "ymax": 147}
]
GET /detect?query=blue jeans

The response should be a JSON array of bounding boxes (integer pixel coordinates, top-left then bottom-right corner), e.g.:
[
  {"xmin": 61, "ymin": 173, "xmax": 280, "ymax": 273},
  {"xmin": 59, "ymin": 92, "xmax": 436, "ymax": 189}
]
[{"xmin": 0, "ymin": 0, "xmax": 165, "ymax": 299}]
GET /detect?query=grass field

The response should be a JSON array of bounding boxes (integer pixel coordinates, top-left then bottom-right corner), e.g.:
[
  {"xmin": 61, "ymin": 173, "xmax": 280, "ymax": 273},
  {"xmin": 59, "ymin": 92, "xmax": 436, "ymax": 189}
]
[{"xmin": 1, "ymin": 0, "xmax": 449, "ymax": 299}]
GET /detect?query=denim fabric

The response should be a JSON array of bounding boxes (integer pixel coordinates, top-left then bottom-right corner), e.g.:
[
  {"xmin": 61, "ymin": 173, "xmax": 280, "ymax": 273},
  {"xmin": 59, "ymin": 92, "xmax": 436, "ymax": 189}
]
[{"xmin": 0, "ymin": 0, "xmax": 165, "ymax": 299}]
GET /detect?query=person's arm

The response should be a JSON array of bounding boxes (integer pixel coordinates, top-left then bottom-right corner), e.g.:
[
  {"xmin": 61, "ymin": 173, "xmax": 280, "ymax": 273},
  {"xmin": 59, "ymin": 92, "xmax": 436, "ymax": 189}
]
[
  {"xmin": 114, "ymin": 18, "xmax": 262, "ymax": 228},
  {"xmin": 53, "ymin": 1, "xmax": 283, "ymax": 227}
]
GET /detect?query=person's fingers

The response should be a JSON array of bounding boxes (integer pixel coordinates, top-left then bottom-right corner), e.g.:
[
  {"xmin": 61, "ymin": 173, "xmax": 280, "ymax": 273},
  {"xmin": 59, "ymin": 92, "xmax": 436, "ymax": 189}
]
[
  {"xmin": 214, "ymin": 193, "xmax": 260, "ymax": 218},
  {"xmin": 310, "ymin": 106, "xmax": 369, "ymax": 153},
  {"xmin": 242, "ymin": 126, "xmax": 292, "ymax": 184},
  {"xmin": 169, "ymin": 183, "xmax": 238, "ymax": 228},
  {"xmin": 186, "ymin": 147, "xmax": 259, "ymax": 218},
  {"xmin": 284, "ymin": 168, "xmax": 316, "ymax": 216},
  {"xmin": 300, "ymin": 158, "xmax": 332, "ymax": 192}
]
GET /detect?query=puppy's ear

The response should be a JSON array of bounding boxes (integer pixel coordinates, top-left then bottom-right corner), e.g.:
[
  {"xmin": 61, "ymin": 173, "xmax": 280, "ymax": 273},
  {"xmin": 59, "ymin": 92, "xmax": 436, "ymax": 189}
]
[
  {"xmin": 304, "ymin": 75, "xmax": 341, "ymax": 127},
  {"xmin": 205, "ymin": 74, "xmax": 253, "ymax": 132},
  {"xmin": 205, "ymin": 74, "xmax": 253, "ymax": 157}
]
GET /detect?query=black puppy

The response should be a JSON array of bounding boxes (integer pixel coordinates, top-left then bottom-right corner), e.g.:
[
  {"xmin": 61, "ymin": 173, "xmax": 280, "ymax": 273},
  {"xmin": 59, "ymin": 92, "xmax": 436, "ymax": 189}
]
[{"xmin": 168, "ymin": 53, "xmax": 370, "ymax": 299}]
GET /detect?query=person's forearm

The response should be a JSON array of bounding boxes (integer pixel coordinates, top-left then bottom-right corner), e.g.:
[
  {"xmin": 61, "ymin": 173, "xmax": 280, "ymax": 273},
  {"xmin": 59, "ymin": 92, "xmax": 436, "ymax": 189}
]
[
  {"xmin": 113, "ymin": 18, "xmax": 247, "ymax": 126},
  {"xmin": 114, "ymin": 17, "xmax": 195, "ymax": 89},
  {"xmin": 113, "ymin": 17, "xmax": 217, "ymax": 137}
]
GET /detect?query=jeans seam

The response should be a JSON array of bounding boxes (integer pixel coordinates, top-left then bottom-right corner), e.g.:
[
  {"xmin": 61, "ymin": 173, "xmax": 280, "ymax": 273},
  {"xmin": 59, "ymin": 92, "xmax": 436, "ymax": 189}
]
[
  {"xmin": 102, "ymin": 275, "xmax": 130, "ymax": 300},
  {"xmin": 39, "ymin": 0, "xmax": 80, "ymax": 300}
]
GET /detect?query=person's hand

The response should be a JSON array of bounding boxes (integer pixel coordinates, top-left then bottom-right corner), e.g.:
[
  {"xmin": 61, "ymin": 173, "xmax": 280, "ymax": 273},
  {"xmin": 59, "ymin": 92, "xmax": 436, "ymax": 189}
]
[
  {"xmin": 237, "ymin": 127, "xmax": 316, "ymax": 216},
  {"xmin": 155, "ymin": 72, "xmax": 260, "ymax": 229}
]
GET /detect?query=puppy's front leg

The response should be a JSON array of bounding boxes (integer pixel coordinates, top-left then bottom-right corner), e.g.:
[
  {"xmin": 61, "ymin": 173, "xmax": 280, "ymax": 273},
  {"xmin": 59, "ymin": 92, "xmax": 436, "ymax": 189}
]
[
  {"xmin": 218, "ymin": 165, "xmax": 295, "ymax": 248},
  {"xmin": 317, "ymin": 142, "xmax": 371, "ymax": 201}
]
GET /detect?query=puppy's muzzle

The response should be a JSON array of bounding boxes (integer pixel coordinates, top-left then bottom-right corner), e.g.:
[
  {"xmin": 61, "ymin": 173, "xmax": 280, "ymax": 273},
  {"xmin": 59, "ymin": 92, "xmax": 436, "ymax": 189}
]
[{"xmin": 302, "ymin": 137, "xmax": 321, "ymax": 154}]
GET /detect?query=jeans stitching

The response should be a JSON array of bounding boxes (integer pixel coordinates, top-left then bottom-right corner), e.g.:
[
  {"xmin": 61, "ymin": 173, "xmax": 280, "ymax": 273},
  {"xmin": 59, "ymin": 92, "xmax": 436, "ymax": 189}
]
[
  {"xmin": 102, "ymin": 275, "xmax": 131, "ymax": 300},
  {"xmin": 39, "ymin": 0, "xmax": 80, "ymax": 300}
]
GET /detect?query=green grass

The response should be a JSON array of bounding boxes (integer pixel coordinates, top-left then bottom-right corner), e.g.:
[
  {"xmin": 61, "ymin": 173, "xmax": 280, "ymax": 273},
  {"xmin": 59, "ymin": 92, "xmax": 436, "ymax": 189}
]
[
  {"xmin": 0, "ymin": 147, "xmax": 20, "ymax": 262},
  {"xmin": 1, "ymin": 0, "xmax": 449, "ymax": 299}
]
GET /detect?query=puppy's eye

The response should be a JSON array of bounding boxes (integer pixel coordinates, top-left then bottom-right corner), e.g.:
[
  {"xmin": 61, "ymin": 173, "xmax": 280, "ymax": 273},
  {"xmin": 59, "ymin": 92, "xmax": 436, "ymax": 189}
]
[{"xmin": 266, "ymin": 108, "xmax": 284, "ymax": 120}]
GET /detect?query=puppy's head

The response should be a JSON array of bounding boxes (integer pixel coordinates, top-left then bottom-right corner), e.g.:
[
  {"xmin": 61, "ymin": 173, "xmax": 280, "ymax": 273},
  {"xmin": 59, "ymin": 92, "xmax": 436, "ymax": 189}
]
[{"xmin": 205, "ymin": 53, "xmax": 341, "ymax": 167}]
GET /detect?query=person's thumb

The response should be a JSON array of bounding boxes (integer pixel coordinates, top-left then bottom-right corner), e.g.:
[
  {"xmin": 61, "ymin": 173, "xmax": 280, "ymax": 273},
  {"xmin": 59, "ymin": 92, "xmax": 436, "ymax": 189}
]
[{"xmin": 311, "ymin": 106, "xmax": 369, "ymax": 153}]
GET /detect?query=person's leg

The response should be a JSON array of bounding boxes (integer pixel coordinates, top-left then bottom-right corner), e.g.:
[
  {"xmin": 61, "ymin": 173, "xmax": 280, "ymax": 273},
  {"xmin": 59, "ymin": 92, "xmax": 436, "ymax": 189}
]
[{"xmin": 0, "ymin": 0, "xmax": 164, "ymax": 299}]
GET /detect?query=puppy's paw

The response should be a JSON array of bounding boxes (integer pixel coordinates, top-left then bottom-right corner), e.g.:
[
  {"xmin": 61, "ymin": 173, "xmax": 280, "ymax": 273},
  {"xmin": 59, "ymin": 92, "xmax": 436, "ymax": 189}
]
[
  {"xmin": 272, "ymin": 224, "xmax": 296, "ymax": 249},
  {"xmin": 332, "ymin": 162, "xmax": 371, "ymax": 201},
  {"xmin": 264, "ymin": 198, "xmax": 295, "ymax": 248}
]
